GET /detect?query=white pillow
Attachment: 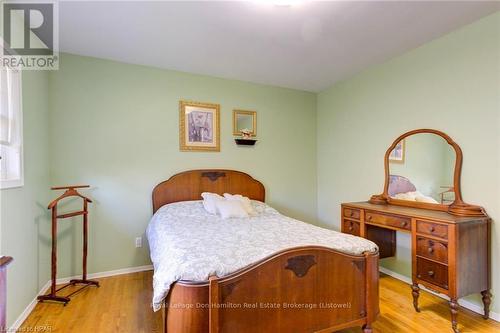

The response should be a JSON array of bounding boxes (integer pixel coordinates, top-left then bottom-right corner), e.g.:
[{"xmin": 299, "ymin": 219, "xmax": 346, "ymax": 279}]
[
  {"xmin": 415, "ymin": 195, "xmax": 439, "ymax": 204},
  {"xmin": 223, "ymin": 193, "xmax": 256, "ymax": 215},
  {"xmin": 215, "ymin": 200, "xmax": 249, "ymax": 219},
  {"xmin": 393, "ymin": 193, "xmax": 415, "ymax": 201},
  {"xmin": 407, "ymin": 191, "xmax": 424, "ymax": 199},
  {"xmin": 201, "ymin": 192, "xmax": 224, "ymax": 214}
]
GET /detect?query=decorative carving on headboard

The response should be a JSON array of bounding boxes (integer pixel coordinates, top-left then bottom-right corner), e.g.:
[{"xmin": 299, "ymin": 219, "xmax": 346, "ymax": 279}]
[
  {"xmin": 201, "ymin": 171, "xmax": 226, "ymax": 182},
  {"xmin": 285, "ymin": 255, "xmax": 316, "ymax": 278}
]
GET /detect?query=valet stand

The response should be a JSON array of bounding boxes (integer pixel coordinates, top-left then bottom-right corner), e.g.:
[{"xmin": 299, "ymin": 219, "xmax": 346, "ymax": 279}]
[{"xmin": 37, "ymin": 185, "xmax": 99, "ymax": 305}]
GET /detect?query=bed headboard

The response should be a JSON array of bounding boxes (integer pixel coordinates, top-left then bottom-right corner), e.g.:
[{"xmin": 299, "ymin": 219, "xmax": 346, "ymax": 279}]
[
  {"xmin": 152, "ymin": 169, "xmax": 265, "ymax": 213},
  {"xmin": 388, "ymin": 175, "xmax": 417, "ymax": 197}
]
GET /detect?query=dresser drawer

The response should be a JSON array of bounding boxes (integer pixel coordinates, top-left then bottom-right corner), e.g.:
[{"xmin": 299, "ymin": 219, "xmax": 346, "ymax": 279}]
[
  {"xmin": 343, "ymin": 208, "xmax": 360, "ymax": 220},
  {"xmin": 416, "ymin": 220, "xmax": 448, "ymax": 239},
  {"xmin": 417, "ymin": 258, "xmax": 448, "ymax": 289},
  {"xmin": 365, "ymin": 211, "xmax": 411, "ymax": 231},
  {"xmin": 416, "ymin": 236, "xmax": 448, "ymax": 264},
  {"xmin": 342, "ymin": 219, "xmax": 360, "ymax": 236}
]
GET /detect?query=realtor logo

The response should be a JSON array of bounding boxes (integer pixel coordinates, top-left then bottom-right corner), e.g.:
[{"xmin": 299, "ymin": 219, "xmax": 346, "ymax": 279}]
[{"xmin": 1, "ymin": 1, "xmax": 59, "ymax": 70}]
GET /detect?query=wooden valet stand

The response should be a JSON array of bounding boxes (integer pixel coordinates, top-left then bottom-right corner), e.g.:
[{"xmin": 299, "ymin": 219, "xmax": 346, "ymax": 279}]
[{"xmin": 38, "ymin": 185, "xmax": 99, "ymax": 305}]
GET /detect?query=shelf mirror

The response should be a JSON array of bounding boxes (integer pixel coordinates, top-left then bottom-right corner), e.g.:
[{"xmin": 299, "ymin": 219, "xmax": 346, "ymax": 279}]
[
  {"xmin": 388, "ymin": 133, "xmax": 456, "ymax": 205},
  {"xmin": 370, "ymin": 129, "xmax": 486, "ymax": 217},
  {"xmin": 233, "ymin": 110, "xmax": 256, "ymax": 136}
]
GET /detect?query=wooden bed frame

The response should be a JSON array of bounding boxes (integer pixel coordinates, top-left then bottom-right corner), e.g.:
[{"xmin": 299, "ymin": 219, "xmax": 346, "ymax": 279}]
[{"xmin": 152, "ymin": 169, "xmax": 379, "ymax": 333}]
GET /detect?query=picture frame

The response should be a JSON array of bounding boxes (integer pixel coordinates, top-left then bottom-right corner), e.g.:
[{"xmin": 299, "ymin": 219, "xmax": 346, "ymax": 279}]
[
  {"xmin": 389, "ymin": 139, "xmax": 405, "ymax": 163},
  {"xmin": 179, "ymin": 100, "xmax": 220, "ymax": 152}
]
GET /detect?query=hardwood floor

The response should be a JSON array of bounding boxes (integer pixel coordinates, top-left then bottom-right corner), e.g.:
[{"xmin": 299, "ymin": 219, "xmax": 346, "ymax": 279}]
[
  {"xmin": 21, "ymin": 271, "xmax": 498, "ymax": 332},
  {"xmin": 22, "ymin": 271, "xmax": 162, "ymax": 333}
]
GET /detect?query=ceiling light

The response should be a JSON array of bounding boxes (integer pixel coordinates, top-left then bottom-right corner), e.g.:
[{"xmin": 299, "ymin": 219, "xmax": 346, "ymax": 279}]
[
  {"xmin": 254, "ymin": 0, "xmax": 306, "ymax": 7},
  {"xmin": 273, "ymin": 0, "xmax": 304, "ymax": 6}
]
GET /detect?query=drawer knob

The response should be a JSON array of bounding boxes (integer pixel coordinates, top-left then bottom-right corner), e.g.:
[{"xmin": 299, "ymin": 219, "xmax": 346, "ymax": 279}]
[
  {"xmin": 428, "ymin": 270, "xmax": 435, "ymax": 277},
  {"xmin": 349, "ymin": 212, "xmax": 354, "ymax": 217},
  {"xmin": 430, "ymin": 226, "xmax": 435, "ymax": 232},
  {"xmin": 401, "ymin": 221, "xmax": 408, "ymax": 227},
  {"xmin": 428, "ymin": 247, "xmax": 434, "ymax": 254},
  {"xmin": 367, "ymin": 216, "xmax": 372, "ymax": 221},
  {"xmin": 348, "ymin": 226, "xmax": 354, "ymax": 231}
]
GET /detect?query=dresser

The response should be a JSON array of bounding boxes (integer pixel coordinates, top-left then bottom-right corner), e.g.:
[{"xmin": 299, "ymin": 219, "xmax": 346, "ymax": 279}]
[
  {"xmin": 341, "ymin": 201, "xmax": 490, "ymax": 332},
  {"xmin": 343, "ymin": 129, "xmax": 492, "ymax": 333}
]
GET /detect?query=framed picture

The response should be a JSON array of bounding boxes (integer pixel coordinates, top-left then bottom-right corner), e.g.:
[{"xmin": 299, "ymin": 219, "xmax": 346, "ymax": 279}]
[
  {"xmin": 389, "ymin": 139, "xmax": 405, "ymax": 163},
  {"xmin": 179, "ymin": 100, "xmax": 220, "ymax": 152}
]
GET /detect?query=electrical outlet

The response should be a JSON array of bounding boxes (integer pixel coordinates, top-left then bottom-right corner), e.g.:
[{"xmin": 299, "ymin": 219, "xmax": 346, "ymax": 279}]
[{"xmin": 135, "ymin": 237, "xmax": 142, "ymax": 248}]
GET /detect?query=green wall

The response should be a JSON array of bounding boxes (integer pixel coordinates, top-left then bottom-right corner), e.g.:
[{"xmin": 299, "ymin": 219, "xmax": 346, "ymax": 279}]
[
  {"xmin": 48, "ymin": 53, "xmax": 317, "ymax": 278},
  {"xmin": 0, "ymin": 70, "xmax": 51, "ymax": 326},
  {"xmin": 1, "ymin": 5, "xmax": 52, "ymax": 326},
  {"xmin": 317, "ymin": 12, "xmax": 499, "ymax": 313}
]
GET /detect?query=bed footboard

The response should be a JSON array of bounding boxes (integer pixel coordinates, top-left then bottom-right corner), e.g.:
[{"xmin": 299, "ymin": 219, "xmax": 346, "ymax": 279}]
[{"xmin": 164, "ymin": 246, "xmax": 379, "ymax": 333}]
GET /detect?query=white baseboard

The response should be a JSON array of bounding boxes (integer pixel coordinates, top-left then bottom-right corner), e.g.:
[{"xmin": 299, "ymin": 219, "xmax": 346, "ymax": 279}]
[
  {"xmin": 10, "ymin": 280, "xmax": 52, "ymax": 330},
  {"xmin": 379, "ymin": 267, "xmax": 499, "ymax": 322},
  {"xmin": 55, "ymin": 265, "xmax": 153, "ymax": 285},
  {"xmin": 9, "ymin": 264, "xmax": 153, "ymax": 331}
]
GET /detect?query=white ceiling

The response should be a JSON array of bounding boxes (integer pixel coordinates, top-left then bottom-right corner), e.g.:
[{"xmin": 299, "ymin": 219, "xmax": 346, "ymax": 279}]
[{"xmin": 59, "ymin": 1, "xmax": 500, "ymax": 92}]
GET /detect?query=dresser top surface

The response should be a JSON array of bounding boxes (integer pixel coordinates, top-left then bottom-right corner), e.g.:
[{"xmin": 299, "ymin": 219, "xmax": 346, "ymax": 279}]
[{"xmin": 342, "ymin": 201, "xmax": 488, "ymax": 223}]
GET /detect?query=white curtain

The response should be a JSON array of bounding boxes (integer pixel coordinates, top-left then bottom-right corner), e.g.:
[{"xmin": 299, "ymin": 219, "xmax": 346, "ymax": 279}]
[
  {"xmin": 0, "ymin": 66, "xmax": 22, "ymax": 185},
  {"xmin": 0, "ymin": 67, "xmax": 21, "ymax": 146}
]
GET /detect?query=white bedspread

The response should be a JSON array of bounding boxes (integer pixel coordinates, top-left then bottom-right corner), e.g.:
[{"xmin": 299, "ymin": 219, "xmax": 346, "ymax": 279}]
[{"xmin": 146, "ymin": 200, "xmax": 378, "ymax": 311}]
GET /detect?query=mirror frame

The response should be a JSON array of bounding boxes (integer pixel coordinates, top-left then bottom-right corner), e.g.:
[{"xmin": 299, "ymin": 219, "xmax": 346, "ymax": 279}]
[
  {"xmin": 370, "ymin": 128, "xmax": 487, "ymax": 217},
  {"xmin": 233, "ymin": 110, "xmax": 257, "ymax": 136}
]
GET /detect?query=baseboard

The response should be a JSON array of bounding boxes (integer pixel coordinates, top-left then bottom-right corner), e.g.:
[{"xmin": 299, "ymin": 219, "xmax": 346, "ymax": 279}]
[
  {"xmin": 55, "ymin": 264, "xmax": 153, "ymax": 285},
  {"xmin": 379, "ymin": 267, "xmax": 499, "ymax": 322},
  {"xmin": 9, "ymin": 264, "xmax": 153, "ymax": 331},
  {"xmin": 10, "ymin": 280, "xmax": 51, "ymax": 330}
]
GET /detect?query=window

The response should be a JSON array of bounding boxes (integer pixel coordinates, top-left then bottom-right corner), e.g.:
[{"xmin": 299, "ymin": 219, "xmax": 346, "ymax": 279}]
[{"xmin": 0, "ymin": 66, "xmax": 23, "ymax": 189}]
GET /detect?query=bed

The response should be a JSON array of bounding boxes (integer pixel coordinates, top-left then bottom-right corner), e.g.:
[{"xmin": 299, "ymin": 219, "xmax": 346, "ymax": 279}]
[
  {"xmin": 388, "ymin": 175, "xmax": 439, "ymax": 204},
  {"xmin": 148, "ymin": 169, "xmax": 379, "ymax": 333}
]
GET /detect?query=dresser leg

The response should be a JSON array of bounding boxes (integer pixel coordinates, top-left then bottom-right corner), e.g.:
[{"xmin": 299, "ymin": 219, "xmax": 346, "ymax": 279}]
[
  {"xmin": 450, "ymin": 298, "xmax": 459, "ymax": 333},
  {"xmin": 411, "ymin": 283, "xmax": 420, "ymax": 312},
  {"xmin": 481, "ymin": 290, "xmax": 491, "ymax": 319},
  {"xmin": 362, "ymin": 324, "xmax": 372, "ymax": 333}
]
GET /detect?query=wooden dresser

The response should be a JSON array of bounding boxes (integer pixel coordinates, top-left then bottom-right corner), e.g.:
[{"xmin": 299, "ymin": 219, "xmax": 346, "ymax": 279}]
[
  {"xmin": 341, "ymin": 202, "xmax": 490, "ymax": 333},
  {"xmin": 0, "ymin": 256, "xmax": 13, "ymax": 331}
]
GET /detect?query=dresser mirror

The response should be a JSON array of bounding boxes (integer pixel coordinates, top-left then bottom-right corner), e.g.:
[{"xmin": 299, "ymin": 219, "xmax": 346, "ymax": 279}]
[
  {"xmin": 370, "ymin": 128, "xmax": 486, "ymax": 217},
  {"xmin": 388, "ymin": 133, "xmax": 456, "ymax": 205},
  {"xmin": 233, "ymin": 110, "xmax": 256, "ymax": 136}
]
